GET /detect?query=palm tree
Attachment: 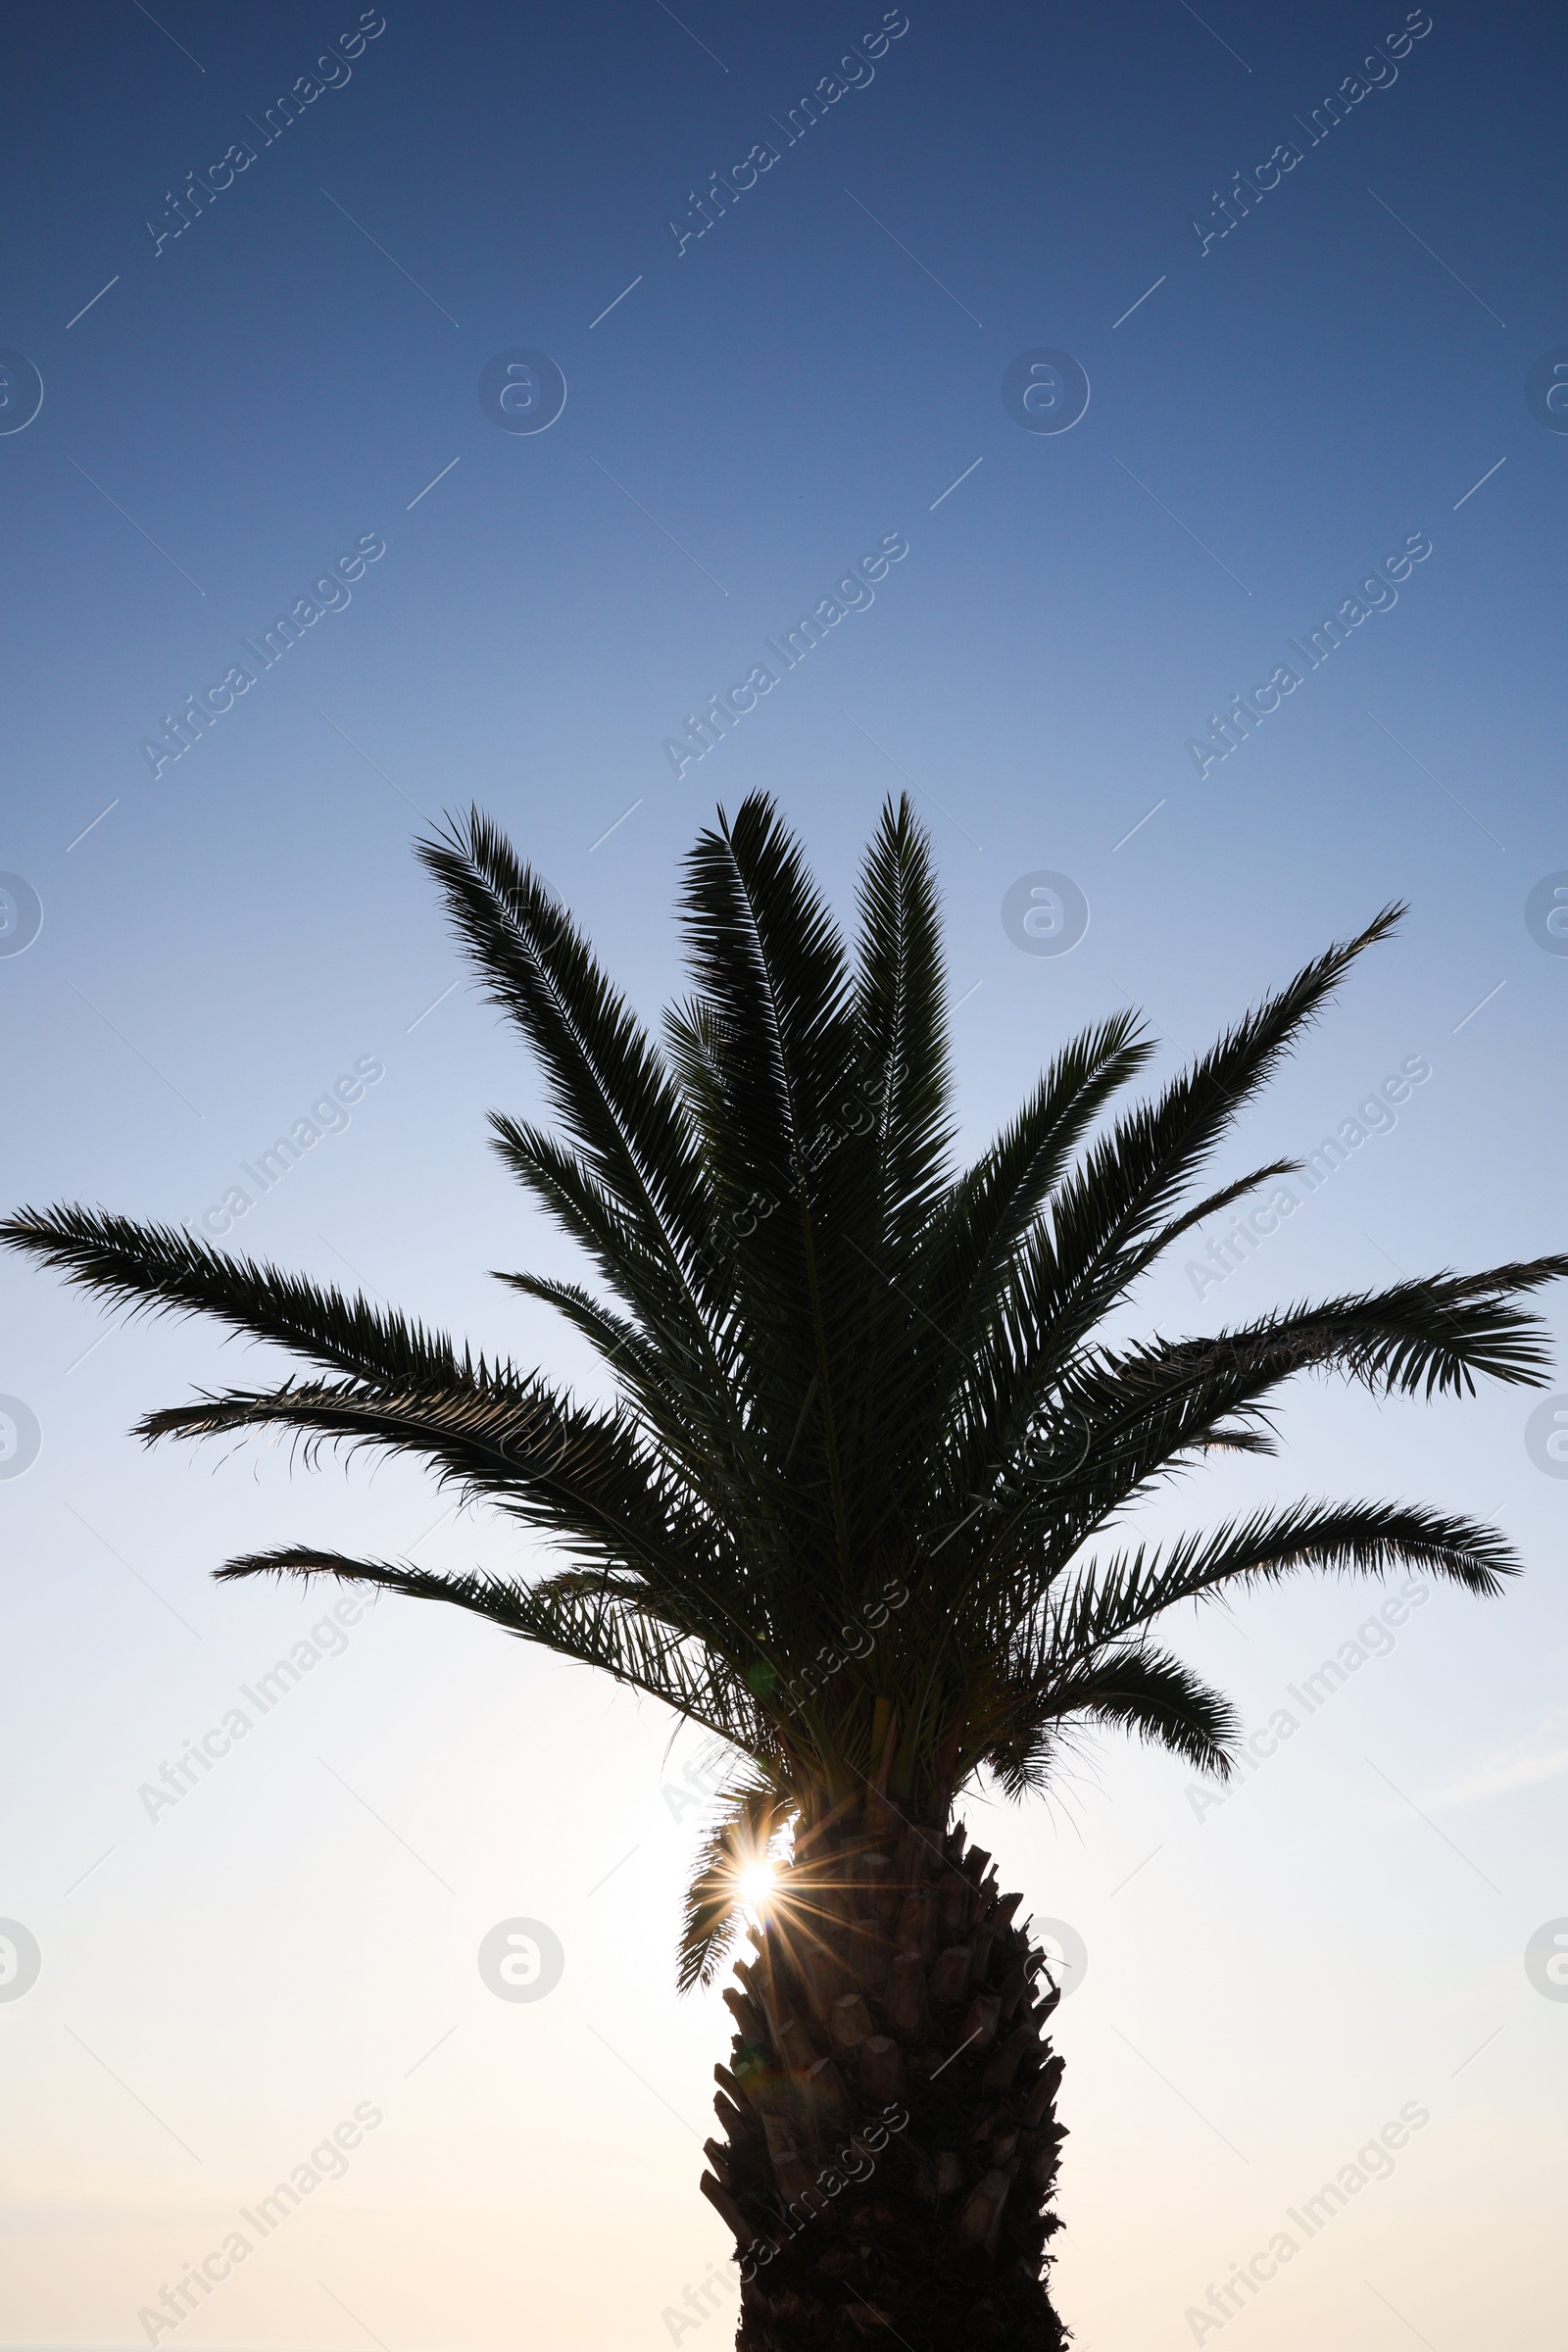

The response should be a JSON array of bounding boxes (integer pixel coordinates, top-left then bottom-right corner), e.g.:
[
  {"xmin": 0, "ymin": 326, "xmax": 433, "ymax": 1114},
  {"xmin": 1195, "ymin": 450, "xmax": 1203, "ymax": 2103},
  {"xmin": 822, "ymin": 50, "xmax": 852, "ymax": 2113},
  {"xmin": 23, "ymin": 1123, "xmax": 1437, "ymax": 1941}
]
[{"xmin": 6, "ymin": 797, "xmax": 1561, "ymax": 2351}]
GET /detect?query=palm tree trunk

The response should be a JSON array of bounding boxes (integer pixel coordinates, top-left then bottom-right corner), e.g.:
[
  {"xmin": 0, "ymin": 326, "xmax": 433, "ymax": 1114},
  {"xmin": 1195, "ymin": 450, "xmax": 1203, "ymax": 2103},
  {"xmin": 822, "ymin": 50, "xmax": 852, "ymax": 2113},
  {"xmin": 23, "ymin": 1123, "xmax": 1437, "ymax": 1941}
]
[{"xmin": 700, "ymin": 1802, "xmax": 1067, "ymax": 2349}]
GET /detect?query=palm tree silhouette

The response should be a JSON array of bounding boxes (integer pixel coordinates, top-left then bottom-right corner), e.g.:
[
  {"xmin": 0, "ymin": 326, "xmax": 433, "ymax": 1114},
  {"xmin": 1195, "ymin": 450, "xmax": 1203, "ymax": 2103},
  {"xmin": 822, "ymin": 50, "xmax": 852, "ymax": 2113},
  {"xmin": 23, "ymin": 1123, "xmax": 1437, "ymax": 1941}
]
[{"xmin": 8, "ymin": 797, "xmax": 1561, "ymax": 2350}]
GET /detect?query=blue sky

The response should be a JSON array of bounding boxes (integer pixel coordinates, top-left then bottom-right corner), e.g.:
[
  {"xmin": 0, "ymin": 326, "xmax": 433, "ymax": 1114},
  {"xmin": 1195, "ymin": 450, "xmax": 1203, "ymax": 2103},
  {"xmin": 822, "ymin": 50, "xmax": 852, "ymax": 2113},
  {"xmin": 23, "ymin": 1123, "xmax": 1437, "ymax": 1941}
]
[{"xmin": 2, "ymin": 4, "xmax": 1565, "ymax": 2347}]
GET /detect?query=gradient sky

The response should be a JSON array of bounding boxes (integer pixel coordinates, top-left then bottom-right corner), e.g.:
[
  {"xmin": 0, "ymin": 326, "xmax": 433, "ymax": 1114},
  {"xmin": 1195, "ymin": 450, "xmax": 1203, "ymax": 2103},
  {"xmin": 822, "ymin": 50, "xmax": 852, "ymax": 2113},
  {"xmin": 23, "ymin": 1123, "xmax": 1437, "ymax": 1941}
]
[{"xmin": 2, "ymin": 3, "xmax": 1566, "ymax": 2347}]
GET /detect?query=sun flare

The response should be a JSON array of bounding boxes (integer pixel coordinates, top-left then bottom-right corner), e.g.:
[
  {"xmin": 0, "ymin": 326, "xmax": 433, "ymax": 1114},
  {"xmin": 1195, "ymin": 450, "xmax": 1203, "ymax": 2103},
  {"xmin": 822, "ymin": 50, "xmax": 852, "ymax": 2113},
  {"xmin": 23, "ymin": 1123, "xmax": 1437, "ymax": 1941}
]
[{"xmin": 737, "ymin": 1859, "xmax": 776, "ymax": 1911}]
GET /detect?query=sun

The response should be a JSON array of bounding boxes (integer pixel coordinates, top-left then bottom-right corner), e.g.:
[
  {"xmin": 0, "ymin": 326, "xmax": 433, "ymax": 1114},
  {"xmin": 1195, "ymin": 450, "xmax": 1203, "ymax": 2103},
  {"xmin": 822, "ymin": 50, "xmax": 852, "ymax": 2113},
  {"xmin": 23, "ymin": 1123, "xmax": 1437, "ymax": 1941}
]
[{"xmin": 737, "ymin": 1858, "xmax": 776, "ymax": 1912}]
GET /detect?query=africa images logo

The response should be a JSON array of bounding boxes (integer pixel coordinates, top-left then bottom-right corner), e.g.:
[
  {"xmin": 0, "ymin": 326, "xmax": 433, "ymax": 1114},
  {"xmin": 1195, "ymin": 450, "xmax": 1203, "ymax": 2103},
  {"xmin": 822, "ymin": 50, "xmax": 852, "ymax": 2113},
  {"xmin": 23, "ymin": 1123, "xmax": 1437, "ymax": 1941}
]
[
  {"xmin": 0, "ymin": 872, "xmax": 44, "ymax": 956},
  {"xmin": 1525, "ymin": 1396, "xmax": 1568, "ymax": 1478},
  {"xmin": 1002, "ymin": 872, "xmax": 1090, "ymax": 956},
  {"xmin": 0, "ymin": 1920, "xmax": 42, "ymax": 2002},
  {"xmin": 477, "ymin": 1918, "xmax": 565, "ymax": 2002},
  {"xmin": 0, "ymin": 1396, "xmax": 42, "ymax": 1480},
  {"xmin": 0, "ymin": 349, "xmax": 44, "ymax": 435},
  {"xmin": 1525, "ymin": 1920, "xmax": 1568, "ymax": 2001},
  {"xmin": 477, "ymin": 349, "xmax": 567, "ymax": 435}
]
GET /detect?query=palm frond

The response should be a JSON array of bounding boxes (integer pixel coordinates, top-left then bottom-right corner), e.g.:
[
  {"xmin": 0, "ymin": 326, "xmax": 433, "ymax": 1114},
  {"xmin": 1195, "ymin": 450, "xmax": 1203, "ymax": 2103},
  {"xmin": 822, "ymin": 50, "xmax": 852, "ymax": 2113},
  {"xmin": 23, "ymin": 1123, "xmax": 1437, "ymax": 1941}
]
[
  {"xmin": 1143, "ymin": 1158, "xmax": 1303, "ymax": 1259},
  {"xmin": 133, "ymin": 1374, "xmax": 716, "ymax": 1589},
  {"xmin": 989, "ymin": 1645, "xmax": 1239, "ymax": 1788},
  {"xmin": 854, "ymin": 795, "xmax": 954, "ymax": 1243},
  {"xmin": 218, "ymin": 1544, "xmax": 770, "ymax": 1753},
  {"xmin": 6, "ymin": 791, "xmax": 1559, "ymax": 1994},
  {"xmin": 1047, "ymin": 1500, "xmax": 1517, "ymax": 1663},
  {"xmin": 675, "ymin": 1784, "xmax": 794, "ymax": 1993},
  {"xmin": 0, "ymin": 1205, "xmax": 472, "ymax": 1385},
  {"xmin": 1008, "ymin": 906, "xmax": 1407, "ymax": 1373},
  {"xmin": 958, "ymin": 1256, "xmax": 1568, "ymax": 1577},
  {"xmin": 920, "ymin": 1010, "xmax": 1152, "ymax": 1352},
  {"xmin": 418, "ymin": 812, "xmax": 720, "ymax": 1365}
]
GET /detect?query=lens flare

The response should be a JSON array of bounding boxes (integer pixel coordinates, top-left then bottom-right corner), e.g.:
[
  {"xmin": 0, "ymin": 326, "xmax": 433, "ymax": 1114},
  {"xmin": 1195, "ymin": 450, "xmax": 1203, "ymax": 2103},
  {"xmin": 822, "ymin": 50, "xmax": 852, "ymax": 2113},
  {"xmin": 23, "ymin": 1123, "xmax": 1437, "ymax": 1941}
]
[{"xmin": 738, "ymin": 1859, "xmax": 776, "ymax": 1910}]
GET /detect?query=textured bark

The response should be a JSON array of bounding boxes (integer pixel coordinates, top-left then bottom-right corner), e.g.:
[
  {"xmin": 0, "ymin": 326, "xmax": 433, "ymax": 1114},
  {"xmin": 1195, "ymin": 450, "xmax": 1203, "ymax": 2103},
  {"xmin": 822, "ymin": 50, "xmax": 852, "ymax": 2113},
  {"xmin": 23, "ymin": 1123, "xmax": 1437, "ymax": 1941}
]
[{"xmin": 700, "ymin": 1802, "xmax": 1067, "ymax": 2349}]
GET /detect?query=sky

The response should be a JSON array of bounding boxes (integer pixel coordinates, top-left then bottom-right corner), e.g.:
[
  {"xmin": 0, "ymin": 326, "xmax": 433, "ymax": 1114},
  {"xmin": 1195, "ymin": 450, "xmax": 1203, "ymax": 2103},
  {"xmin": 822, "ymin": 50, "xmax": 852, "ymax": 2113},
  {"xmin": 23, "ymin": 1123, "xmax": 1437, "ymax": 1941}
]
[{"xmin": 1, "ymin": 1, "xmax": 1566, "ymax": 2346}]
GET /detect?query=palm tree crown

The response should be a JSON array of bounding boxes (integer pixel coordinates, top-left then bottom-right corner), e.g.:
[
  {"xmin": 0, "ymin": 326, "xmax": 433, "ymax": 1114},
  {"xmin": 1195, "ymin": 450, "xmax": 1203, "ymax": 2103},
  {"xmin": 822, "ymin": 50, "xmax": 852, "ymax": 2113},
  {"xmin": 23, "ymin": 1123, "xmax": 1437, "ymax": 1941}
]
[{"xmin": 6, "ymin": 796, "xmax": 1561, "ymax": 1989}]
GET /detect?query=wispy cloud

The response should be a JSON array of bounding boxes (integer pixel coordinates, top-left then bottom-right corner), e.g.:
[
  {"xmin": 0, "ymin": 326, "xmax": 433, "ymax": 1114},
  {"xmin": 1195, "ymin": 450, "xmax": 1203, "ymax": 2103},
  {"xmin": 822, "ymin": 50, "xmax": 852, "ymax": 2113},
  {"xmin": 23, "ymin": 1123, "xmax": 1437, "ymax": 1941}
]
[{"xmin": 1425, "ymin": 1715, "xmax": 1568, "ymax": 1811}]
